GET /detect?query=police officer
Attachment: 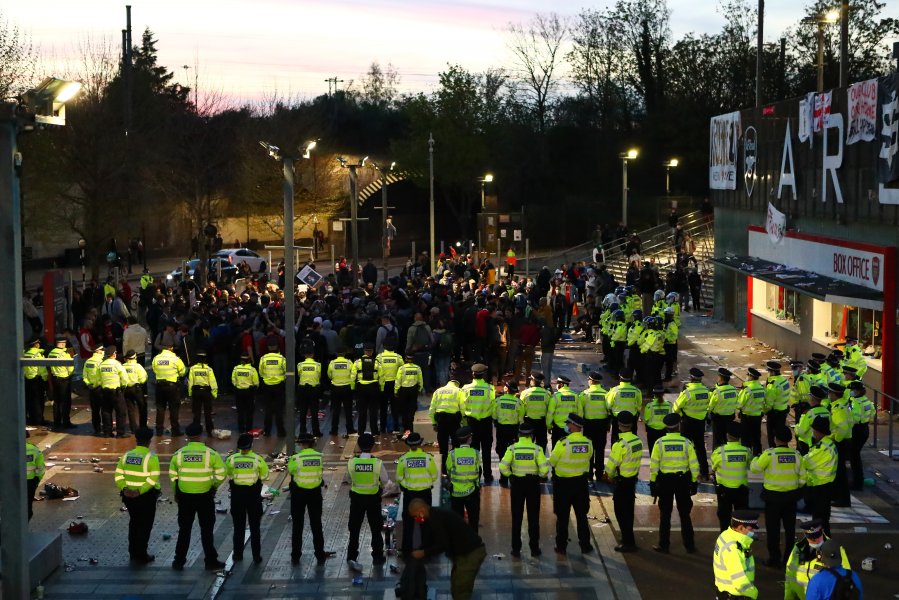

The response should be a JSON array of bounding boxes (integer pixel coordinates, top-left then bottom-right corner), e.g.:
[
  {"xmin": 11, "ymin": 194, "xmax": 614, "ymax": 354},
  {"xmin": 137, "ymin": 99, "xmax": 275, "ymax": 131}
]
[
  {"xmin": 48, "ymin": 335, "xmax": 75, "ymax": 430},
  {"xmin": 26, "ymin": 431, "xmax": 45, "ymax": 520},
  {"xmin": 789, "ymin": 360, "xmax": 811, "ymax": 424},
  {"xmin": 430, "ymin": 378, "xmax": 465, "ymax": 466},
  {"xmin": 122, "ymin": 350, "xmax": 148, "ymax": 431},
  {"xmin": 83, "ymin": 346, "xmax": 105, "ymax": 435},
  {"xmin": 396, "ymin": 432, "xmax": 439, "ymax": 553},
  {"xmin": 23, "ymin": 339, "xmax": 47, "ymax": 427},
  {"xmin": 662, "ymin": 307, "xmax": 679, "ymax": 381},
  {"xmin": 674, "ymin": 367, "xmax": 711, "ymax": 480},
  {"xmin": 328, "ymin": 349, "xmax": 356, "ymax": 436},
  {"xmin": 764, "ymin": 361, "xmax": 791, "ymax": 449},
  {"xmin": 649, "ymin": 413, "xmax": 699, "ymax": 554},
  {"xmin": 642, "ymin": 385, "xmax": 672, "ymax": 454},
  {"xmin": 494, "ymin": 381, "xmax": 522, "ymax": 485},
  {"xmin": 549, "ymin": 413, "xmax": 594, "ymax": 555},
  {"xmin": 99, "ymin": 346, "xmax": 130, "ymax": 438},
  {"xmin": 796, "ymin": 385, "xmax": 830, "ymax": 455},
  {"xmin": 500, "ymin": 421, "xmax": 549, "ymax": 557},
  {"xmin": 607, "ymin": 367, "xmax": 642, "ymax": 443},
  {"xmin": 225, "ymin": 433, "xmax": 269, "ymax": 563},
  {"xmin": 353, "ymin": 342, "xmax": 380, "ymax": 434},
  {"xmin": 750, "ymin": 426, "xmax": 805, "ymax": 567},
  {"xmin": 446, "ymin": 426, "xmax": 483, "ymax": 530},
  {"xmin": 152, "ymin": 341, "xmax": 186, "ymax": 436},
  {"xmin": 828, "ymin": 383, "xmax": 852, "ymax": 507},
  {"xmin": 608, "ymin": 310, "xmax": 627, "ymax": 373},
  {"xmin": 114, "ymin": 426, "xmax": 160, "ymax": 562},
  {"xmin": 710, "ymin": 421, "xmax": 751, "ymax": 531},
  {"xmin": 802, "ymin": 416, "xmax": 838, "ymax": 536},
  {"xmin": 604, "ymin": 411, "xmax": 642, "ymax": 552},
  {"xmin": 345, "ymin": 432, "xmax": 387, "ymax": 564},
  {"xmin": 641, "ymin": 317, "xmax": 666, "ymax": 390},
  {"xmin": 579, "ymin": 371, "xmax": 610, "ymax": 481},
  {"xmin": 376, "ymin": 340, "xmax": 403, "ymax": 434},
  {"xmin": 784, "ymin": 519, "xmax": 849, "ymax": 600},
  {"xmin": 258, "ymin": 343, "xmax": 287, "ymax": 437},
  {"xmin": 713, "ymin": 510, "xmax": 760, "ymax": 600},
  {"xmin": 296, "ymin": 343, "xmax": 322, "ymax": 437},
  {"xmin": 232, "ymin": 353, "xmax": 260, "ymax": 434},
  {"xmin": 188, "ymin": 351, "xmax": 218, "ymax": 434},
  {"xmin": 738, "ymin": 367, "xmax": 766, "ymax": 456},
  {"xmin": 848, "ymin": 380, "xmax": 874, "ymax": 491},
  {"xmin": 520, "ymin": 373, "xmax": 550, "ymax": 453},
  {"xmin": 841, "ymin": 335, "xmax": 867, "ymax": 378},
  {"xmin": 396, "ymin": 353, "xmax": 424, "ymax": 434},
  {"xmin": 288, "ymin": 433, "xmax": 335, "ymax": 563},
  {"xmin": 169, "ymin": 423, "xmax": 226, "ymax": 570},
  {"xmin": 462, "ymin": 364, "xmax": 496, "ymax": 483},
  {"xmin": 546, "ymin": 376, "xmax": 578, "ymax": 449},
  {"xmin": 708, "ymin": 368, "xmax": 739, "ymax": 449},
  {"xmin": 626, "ymin": 309, "xmax": 644, "ymax": 379}
]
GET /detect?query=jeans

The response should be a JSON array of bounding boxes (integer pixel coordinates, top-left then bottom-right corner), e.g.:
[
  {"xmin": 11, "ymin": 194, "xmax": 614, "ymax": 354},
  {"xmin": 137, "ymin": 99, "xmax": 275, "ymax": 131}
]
[{"xmin": 540, "ymin": 350, "xmax": 554, "ymax": 382}]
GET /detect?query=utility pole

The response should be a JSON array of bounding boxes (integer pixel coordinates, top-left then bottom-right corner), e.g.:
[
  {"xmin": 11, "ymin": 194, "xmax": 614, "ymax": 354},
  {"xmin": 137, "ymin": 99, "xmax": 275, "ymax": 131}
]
[
  {"xmin": 428, "ymin": 133, "xmax": 435, "ymax": 277},
  {"xmin": 839, "ymin": 0, "xmax": 849, "ymax": 87},
  {"xmin": 281, "ymin": 156, "xmax": 296, "ymax": 456},
  {"xmin": 123, "ymin": 6, "xmax": 132, "ymax": 135},
  {"xmin": 756, "ymin": 0, "xmax": 764, "ymax": 107},
  {"xmin": 324, "ymin": 77, "xmax": 345, "ymax": 97}
]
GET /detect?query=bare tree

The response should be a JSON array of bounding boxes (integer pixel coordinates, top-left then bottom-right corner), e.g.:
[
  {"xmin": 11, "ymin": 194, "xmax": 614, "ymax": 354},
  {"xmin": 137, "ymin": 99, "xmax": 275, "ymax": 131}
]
[
  {"xmin": 0, "ymin": 10, "xmax": 37, "ymax": 99},
  {"xmin": 506, "ymin": 13, "xmax": 568, "ymax": 134},
  {"xmin": 359, "ymin": 61, "xmax": 401, "ymax": 108},
  {"xmin": 611, "ymin": 0, "xmax": 672, "ymax": 121}
]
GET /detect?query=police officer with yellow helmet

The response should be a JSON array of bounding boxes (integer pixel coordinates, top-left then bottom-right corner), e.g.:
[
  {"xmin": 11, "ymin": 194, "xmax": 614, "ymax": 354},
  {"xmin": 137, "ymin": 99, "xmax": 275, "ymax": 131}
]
[
  {"xmin": 549, "ymin": 413, "xmax": 594, "ymax": 555},
  {"xmin": 225, "ymin": 433, "xmax": 269, "ymax": 563},
  {"xmin": 114, "ymin": 426, "xmax": 160, "ymax": 563}
]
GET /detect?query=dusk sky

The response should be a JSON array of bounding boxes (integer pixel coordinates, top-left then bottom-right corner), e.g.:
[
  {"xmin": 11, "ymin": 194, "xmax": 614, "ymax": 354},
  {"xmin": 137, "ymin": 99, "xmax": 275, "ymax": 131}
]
[{"xmin": 5, "ymin": 1, "xmax": 868, "ymax": 103}]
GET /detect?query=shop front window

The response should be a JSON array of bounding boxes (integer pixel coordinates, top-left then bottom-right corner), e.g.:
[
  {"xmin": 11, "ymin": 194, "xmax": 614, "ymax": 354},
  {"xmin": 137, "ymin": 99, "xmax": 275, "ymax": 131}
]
[
  {"xmin": 764, "ymin": 284, "xmax": 800, "ymax": 324},
  {"xmin": 828, "ymin": 304, "xmax": 883, "ymax": 359}
]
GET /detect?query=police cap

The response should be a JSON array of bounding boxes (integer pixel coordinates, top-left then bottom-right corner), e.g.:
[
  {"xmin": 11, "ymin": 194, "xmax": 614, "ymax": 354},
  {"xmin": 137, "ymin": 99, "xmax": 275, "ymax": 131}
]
[
  {"xmin": 196, "ymin": 351, "xmax": 207, "ymax": 360},
  {"xmin": 588, "ymin": 371, "xmax": 603, "ymax": 382},
  {"xmin": 731, "ymin": 510, "xmax": 760, "ymax": 529},
  {"xmin": 652, "ymin": 385, "xmax": 666, "ymax": 395},
  {"xmin": 518, "ymin": 422, "xmax": 534, "ymax": 435},
  {"xmin": 790, "ymin": 360, "xmax": 804, "ymax": 368},
  {"xmin": 717, "ymin": 367, "xmax": 732, "ymax": 379},
  {"xmin": 812, "ymin": 416, "xmax": 831, "ymax": 435},
  {"xmin": 662, "ymin": 413, "xmax": 681, "ymax": 428},
  {"xmin": 55, "ymin": 335, "xmax": 67, "ymax": 343},
  {"xmin": 471, "ymin": 363, "xmax": 488, "ymax": 375},
  {"xmin": 809, "ymin": 385, "xmax": 828, "ymax": 400},
  {"xmin": 801, "ymin": 518, "xmax": 825, "ymax": 537},
  {"xmin": 297, "ymin": 433, "xmax": 316, "ymax": 445},
  {"xmin": 531, "ymin": 373, "xmax": 545, "ymax": 381},
  {"xmin": 405, "ymin": 432, "xmax": 424, "ymax": 446},
  {"xmin": 619, "ymin": 367, "xmax": 634, "ymax": 381},
  {"xmin": 616, "ymin": 411, "xmax": 635, "ymax": 426},
  {"xmin": 363, "ymin": 341, "xmax": 375, "ymax": 350},
  {"xmin": 774, "ymin": 426, "xmax": 792, "ymax": 443},
  {"xmin": 185, "ymin": 423, "xmax": 203, "ymax": 437},
  {"xmin": 357, "ymin": 433, "xmax": 375, "ymax": 450},
  {"xmin": 827, "ymin": 382, "xmax": 845, "ymax": 395},
  {"xmin": 746, "ymin": 367, "xmax": 761, "ymax": 378},
  {"xmin": 726, "ymin": 420, "xmax": 742, "ymax": 438},
  {"xmin": 240, "ymin": 353, "xmax": 252, "ymax": 362},
  {"xmin": 689, "ymin": 367, "xmax": 704, "ymax": 379},
  {"xmin": 565, "ymin": 413, "xmax": 586, "ymax": 428},
  {"xmin": 766, "ymin": 360, "xmax": 781, "ymax": 372},
  {"xmin": 556, "ymin": 375, "xmax": 571, "ymax": 385},
  {"xmin": 134, "ymin": 426, "xmax": 153, "ymax": 444},
  {"xmin": 455, "ymin": 426, "xmax": 473, "ymax": 440},
  {"xmin": 841, "ymin": 365, "xmax": 857, "ymax": 374},
  {"xmin": 811, "ymin": 352, "xmax": 827, "ymax": 361},
  {"xmin": 104, "ymin": 346, "xmax": 117, "ymax": 357},
  {"xmin": 847, "ymin": 380, "xmax": 865, "ymax": 391},
  {"xmin": 807, "ymin": 361, "xmax": 821, "ymax": 372},
  {"xmin": 505, "ymin": 381, "xmax": 519, "ymax": 393},
  {"xmin": 237, "ymin": 433, "xmax": 253, "ymax": 450},
  {"xmin": 124, "ymin": 350, "xmax": 137, "ymax": 360}
]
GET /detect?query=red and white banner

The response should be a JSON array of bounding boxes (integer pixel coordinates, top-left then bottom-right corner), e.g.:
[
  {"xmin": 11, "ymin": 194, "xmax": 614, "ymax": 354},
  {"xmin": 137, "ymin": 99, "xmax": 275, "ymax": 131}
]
[
  {"xmin": 765, "ymin": 203, "xmax": 786, "ymax": 244},
  {"xmin": 847, "ymin": 78, "xmax": 878, "ymax": 145},
  {"xmin": 813, "ymin": 91, "xmax": 831, "ymax": 132}
]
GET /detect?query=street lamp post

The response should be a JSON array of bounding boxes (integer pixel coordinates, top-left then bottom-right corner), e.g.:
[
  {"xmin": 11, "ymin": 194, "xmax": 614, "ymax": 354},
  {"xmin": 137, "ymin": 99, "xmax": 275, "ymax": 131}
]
[
  {"xmin": 665, "ymin": 159, "xmax": 679, "ymax": 196},
  {"xmin": 259, "ymin": 139, "xmax": 316, "ymax": 456},
  {"xmin": 338, "ymin": 156, "xmax": 367, "ymax": 288},
  {"xmin": 804, "ymin": 9, "xmax": 840, "ymax": 93},
  {"xmin": 619, "ymin": 149, "xmax": 638, "ymax": 228},
  {"xmin": 429, "ymin": 134, "xmax": 435, "ymax": 277},
  {"xmin": 370, "ymin": 160, "xmax": 395, "ymax": 282},
  {"xmin": 479, "ymin": 173, "xmax": 494, "ymax": 209}
]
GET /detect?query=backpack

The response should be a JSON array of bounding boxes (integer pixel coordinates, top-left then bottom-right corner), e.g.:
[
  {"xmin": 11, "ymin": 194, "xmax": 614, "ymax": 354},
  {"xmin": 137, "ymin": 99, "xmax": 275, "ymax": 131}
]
[
  {"xmin": 437, "ymin": 330, "xmax": 455, "ymax": 354},
  {"xmin": 382, "ymin": 326, "xmax": 399, "ymax": 350},
  {"xmin": 826, "ymin": 568, "xmax": 860, "ymax": 600}
]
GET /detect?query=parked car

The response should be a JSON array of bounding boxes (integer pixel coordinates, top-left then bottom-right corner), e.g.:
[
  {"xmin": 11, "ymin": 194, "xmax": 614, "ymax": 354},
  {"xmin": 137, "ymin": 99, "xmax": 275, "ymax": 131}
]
[
  {"xmin": 166, "ymin": 258, "xmax": 238, "ymax": 287},
  {"xmin": 213, "ymin": 248, "xmax": 267, "ymax": 273}
]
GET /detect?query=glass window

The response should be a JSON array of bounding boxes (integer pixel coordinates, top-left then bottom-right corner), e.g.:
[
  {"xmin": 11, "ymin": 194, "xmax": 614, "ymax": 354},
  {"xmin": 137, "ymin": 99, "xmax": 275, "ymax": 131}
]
[
  {"xmin": 763, "ymin": 284, "xmax": 800, "ymax": 323},
  {"xmin": 828, "ymin": 304, "xmax": 883, "ymax": 359}
]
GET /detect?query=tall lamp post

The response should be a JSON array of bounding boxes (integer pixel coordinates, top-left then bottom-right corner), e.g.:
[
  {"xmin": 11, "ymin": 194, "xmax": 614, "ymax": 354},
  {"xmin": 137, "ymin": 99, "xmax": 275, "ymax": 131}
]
[
  {"xmin": 478, "ymin": 173, "xmax": 494, "ymax": 209},
  {"xmin": 258, "ymin": 139, "xmax": 316, "ymax": 456},
  {"xmin": 803, "ymin": 9, "xmax": 839, "ymax": 93},
  {"xmin": 370, "ymin": 160, "xmax": 395, "ymax": 282},
  {"xmin": 338, "ymin": 156, "xmax": 368, "ymax": 288},
  {"xmin": 428, "ymin": 134, "xmax": 435, "ymax": 277},
  {"xmin": 619, "ymin": 149, "xmax": 638, "ymax": 228},
  {"xmin": 1, "ymin": 76, "xmax": 81, "ymax": 599},
  {"xmin": 664, "ymin": 159, "xmax": 679, "ymax": 196}
]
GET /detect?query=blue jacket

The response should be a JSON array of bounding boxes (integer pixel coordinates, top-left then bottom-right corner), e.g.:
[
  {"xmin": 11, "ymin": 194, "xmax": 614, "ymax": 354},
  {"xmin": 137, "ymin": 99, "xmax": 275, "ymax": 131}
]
[{"xmin": 805, "ymin": 567, "xmax": 862, "ymax": 600}]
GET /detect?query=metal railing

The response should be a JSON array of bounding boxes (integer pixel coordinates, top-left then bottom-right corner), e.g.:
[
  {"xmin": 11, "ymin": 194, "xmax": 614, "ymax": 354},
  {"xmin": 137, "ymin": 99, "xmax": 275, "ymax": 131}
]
[{"xmin": 870, "ymin": 389, "xmax": 899, "ymax": 459}]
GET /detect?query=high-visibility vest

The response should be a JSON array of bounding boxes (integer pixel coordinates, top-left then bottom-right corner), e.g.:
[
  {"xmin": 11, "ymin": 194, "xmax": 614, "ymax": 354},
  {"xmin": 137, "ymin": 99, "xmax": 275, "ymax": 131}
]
[
  {"xmin": 226, "ymin": 451, "xmax": 268, "ymax": 486},
  {"xmin": 549, "ymin": 432, "xmax": 593, "ymax": 477},
  {"xmin": 259, "ymin": 352, "xmax": 286, "ymax": 384},
  {"xmin": 26, "ymin": 442, "xmax": 45, "ymax": 480},
  {"xmin": 396, "ymin": 363, "xmax": 423, "ymax": 389},
  {"xmin": 850, "ymin": 395, "xmax": 875, "ymax": 424},
  {"xmin": 830, "ymin": 399, "xmax": 853, "ymax": 442},
  {"xmin": 607, "ymin": 383, "xmax": 642, "ymax": 416},
  {"xmin": 83, "ymin": 351, "xmax": 104, "ymax": 388},
  {"xmin": 352, "ymin": 356, "xmax": 378, "ymax": 384},
  {"xmin": 48, "ymin": 346, "xmax": 74, "ymax": 378},
  {"xmin": 348, "ymin": 456, "xmax": 383, "ymax": 494},
  {"xmin": 124, "ymin": 361, "xmax": 148, "ymax": 386},
  {"xmin": 297, "ymin": 358, "xmax": 321, "ymax": 386},
  {"xmin": 643, "ymin": 400, "xmax": 673, "ymax": 430},
  {"xmin": 152, "ymin": 349, "xmax": 186, "ymax": 383},
  {"xmin": 288, "ymin": 448, "xmax": 323, "ymax": 489},
  {"xmin": 546, "ymin": 387, "xmax": 579, "ymax": 428},
  {"xmin": 231, "ymin": 364, "xmax": 259, "ymax": 390},
  {"xmin": 650, "ymin": 433, "xmax": 699, "ymax": 481},
  {"xmin": 23, "ymin": 347, "xmax": 47, "ymax": 380},
  {"xmin": 429, "ymin": 383, "xmax": 463, "ymax": 424},
  {"xmin": 169, "ymin": 441, "xmax": 226, "ymax": 494},
  {"xmin": 803, "ymin": 436, "xmax": 837, "ymax": 486},
  {"xmin": 750, "ymin": 446, "xmax": 804, "ymax": 491},
  {"xmin": 738, "ymin": 380, "xmax": 766, "ymax": 416},
  {"xmin": 578, "ymin": 385, "xmax": 610, "ymax": 420},
  {"xmin": 713, "ymin": 528, "xmax": 758, "ymax": 599},
  {"xmin": 493, "ymin": 393, "xmax": 521, "ymax": 425},
  {"xmin": 709, "ymin": 384, "xmax": 739, "ymax": 416},
  {"xmin": 796, "ymin": 405, "xmax": 829, "ymax": 447},
  {"xmin": 376, "ymin": 351, "xmax": 402, "ymax": 383},
  {"xmin": 446, "ymin": 445, "xmax": 481, "ymax": 497},
  {"xmin": 606, "ymin": 432, "xmax": 643, "ymax": 478},
  {"xmin": 764, "ymin": 375, "xmax": 791, "ymax": 411},
  {"xmin": 675, "ymin": 382, "xmax": 711, "ymax": 420},
  {"xmin": 710, "ymin": 442, "xmax": 751, "ymax": 488},
  {"xmin": 520, "ymin": 386, "xmax": 549, "ymax": 419},
  {"xmin": 188, "ymin": 363, "xmax": 218, "ymax": 397},
  {"xmin": 99, "ymin": 358, "xmax": 128, "ymax": 389},
  {"xmin": 396, "ymin": 449, "xmax": 438, "ymax": 490},
  {"xmin": 785, "ymin": 537, "xmax": 849, "ymax": 598},
  {"xmin": 462, "ymin": 379, "xmax": 495, "ymax": 419},
  {"xmin": 328, "ymin": 357, "xmax": 355, "ymax": 387},
  {"xmin": 115, "ymin": 446, "xmax": 161, "ymax": 494},
  {"xmin": 499, "ymin": 438, "xmax": 549, "ymax": 478}
]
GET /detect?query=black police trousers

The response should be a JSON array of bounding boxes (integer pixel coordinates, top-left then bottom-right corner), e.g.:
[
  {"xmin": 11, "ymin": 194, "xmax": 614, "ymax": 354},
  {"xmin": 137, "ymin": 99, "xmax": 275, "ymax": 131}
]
[
  {"xmin": 510, "ymin": 475, "xmax": 541, "ymax": 553},
  {"xmin": 230, "ymin": 481, "xmax": 263, "ymax": 560},
  {"xmin": 524, "ymin": 417, "xmax": 548, "ymax": 454},
  {"xmin": 88, "ymin": 385, "xmax": 102, "ymax": 433},
  {"xmin": 27, "ymin": 477, "xmax": 38, "ymax": 520},
  {"xmin": 681, "ymin": 415, "xmax": 709, "ymax": 478},
  {"xmin": 396, "ymin": 386, "xmax": 419, "ymax": 433},
  {"xmin": 766, "ymin": 408, "xmax": 788, "ymax": 449},
  {"xmin": 552, "ymin": 475, "xmax": 591, "ymax": 552},
  {"xmin": 583, "ymin": 418, "xmax": 609, "ymax": 479},
  {"xmin": 833, "ymin": 439, "xmax": 851, "ymax": 505},
  {"xmin": 450, "ymin": 488, "xmax": 481, "ymax": 531},
  {"xmin": 380, "ymin": 380, "xmax": 398, "ymax": 432},
  {"xmin": 261, "ymin": 381, "xmax": 286, "ymax": 436},
  {"xmin": 762, "ymin": 488, "xmax": 799, "ymax": 564},
  {"xmin": 347, "ymin": 490, "xmax": 384, "ymax": 561},
  {"xmin": 291, "ymin": 483, "xmax": 325, "ymax": 559},
  {"xmin": 850, "ymin": 423, "xmax": 869, "ymax": 491},
  {"xmin": 124, "ymin": 384, "xmax": 147, "ymax": 431},
  {"xmin": 740, "ymin": 414, "xmax": 762, "ymax": 456},
  {"xmin": 468, "ymin": 416, "xmax": 494, "ymax": 482},
  {"xmin": 613, "ymin": 475, "xmax": 637, "ymax": 547},
  {"xmin": 101, "ymin": 388, "xmax": 127, "ymax": 436},
  {"xmin": 355, "ymin": 382, "xmax": 379, "ymax": 434},
  {"xmin": 495, "ymin": 423, "xmax": 518, "ymax": 465},
  {"xmin": 646, "ymin": 426, "xmax": 664, "ymax": 455},
  {"xmin": 122, "ymin": 488, "xmax": 159, "ymax": 560},
  {"xmin": 715, "ymin": 484, "xmax": 749, "ymax": 531},
  {"xmin": 330, "ymin": 384, "xmax": 355, "ymax": 435},
  {"xmin": 191, "ymin": 386, "xmax": 214, "ymax": 433},
  {"xmin": 435, "ymin": 412, "xmax": 462, "ymax": 466},
  {"xmin": 804, "ymin": 482, "xmax": 832, "ymax": 537},
  {"xmin": 711, "ymin": 413, "xmax": 735, "ymax": 449},
  {"xmin": 52, "ymin": 376, "xmax": 73, "ymax": 428},
  {"xmin": 25, "ymin": 377, "xmax": 46, "ymax": 426},
  {"xmin": 174, "ymin": 489, "xmax": 218, "ymax": 566},
  {"xmin": 155, "ymin": 381, "xmax": 181, "ymax": 435},
  {"xmin": 296, "ymin": 384, "xmax": 320, "ymax": 435},
  {"xmin": 656, "ymin": 472, "xmax": 694, "ymax": 550},
  {"xmin": 234, "ymin": 388, "xmax": 256, "ymax": 433}
]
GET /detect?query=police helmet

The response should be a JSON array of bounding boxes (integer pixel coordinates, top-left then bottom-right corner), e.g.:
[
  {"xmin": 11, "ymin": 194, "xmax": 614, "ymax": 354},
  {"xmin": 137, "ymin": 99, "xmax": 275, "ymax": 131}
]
[
  {"xmin": 614, "ymin": 286, "xmax": 626, "ymax": 296},
  {"xmin": 632, "ymin": 309, "xmax": 643, "ymax": 319},
  {"xmin": 666, "ymin": 292, "xmax": 679, "ymax": 303},
  {"xmin": 613, "ymin": 310, "xmax": 625, "ymax": 320},
  {"xmin": 653, "ymin": 290, "xmax": 665, "ymax": 301},
  {"xmin": 663, "ymin": 306, "xmax": 675, "ymax": 315},
  {"xmin": 616, "ymin": 294, "xmax": 627, "ymax": 305},
  {"xmin": 609, "ymin": 302, "xmax": 620, "ymax": 312}
]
